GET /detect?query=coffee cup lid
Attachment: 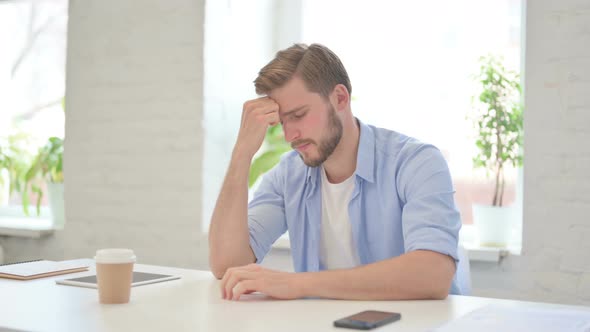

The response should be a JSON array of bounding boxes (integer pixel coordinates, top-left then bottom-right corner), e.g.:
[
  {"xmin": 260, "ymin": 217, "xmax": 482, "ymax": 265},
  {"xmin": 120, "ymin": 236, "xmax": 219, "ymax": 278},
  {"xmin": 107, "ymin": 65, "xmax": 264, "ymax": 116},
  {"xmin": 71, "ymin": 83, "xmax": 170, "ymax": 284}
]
[{"xmin": 94, "ymin": 248, "xmax": 136, "ymax": 264}]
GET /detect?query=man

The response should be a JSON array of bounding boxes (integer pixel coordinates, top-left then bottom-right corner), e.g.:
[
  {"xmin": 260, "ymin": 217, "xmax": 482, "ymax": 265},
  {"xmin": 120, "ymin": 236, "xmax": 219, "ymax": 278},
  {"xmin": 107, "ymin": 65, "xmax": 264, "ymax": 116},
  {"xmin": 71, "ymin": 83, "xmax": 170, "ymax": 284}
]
[{"xmin": 209, "ymin": 43, "xmax": 463, "ymax": 301}]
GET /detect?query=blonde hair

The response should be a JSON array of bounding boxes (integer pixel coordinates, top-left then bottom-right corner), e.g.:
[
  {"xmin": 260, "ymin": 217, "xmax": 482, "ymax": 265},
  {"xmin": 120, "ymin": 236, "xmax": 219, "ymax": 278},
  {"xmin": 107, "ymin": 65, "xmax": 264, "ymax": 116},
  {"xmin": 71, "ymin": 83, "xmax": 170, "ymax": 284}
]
[{"xmin": 254, "ymin": 43, "xmax": 352, "ymax": 99}]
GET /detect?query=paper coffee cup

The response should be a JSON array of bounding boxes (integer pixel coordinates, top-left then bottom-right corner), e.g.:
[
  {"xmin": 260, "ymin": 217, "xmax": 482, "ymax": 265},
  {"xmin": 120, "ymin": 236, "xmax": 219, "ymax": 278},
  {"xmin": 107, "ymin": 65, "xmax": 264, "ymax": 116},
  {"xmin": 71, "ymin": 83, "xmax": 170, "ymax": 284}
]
[{"xmin": 95, "ymin": 248, "xmax": 136, "ymax": 304}]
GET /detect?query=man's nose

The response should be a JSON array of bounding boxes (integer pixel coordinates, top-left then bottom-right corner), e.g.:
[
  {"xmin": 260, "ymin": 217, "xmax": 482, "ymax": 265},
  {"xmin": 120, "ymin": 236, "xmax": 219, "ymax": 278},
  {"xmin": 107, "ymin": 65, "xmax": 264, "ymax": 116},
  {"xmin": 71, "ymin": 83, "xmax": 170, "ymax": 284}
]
[{"xmin": 282, "ymin": 123, "xmax": 300, "ymax": 143}]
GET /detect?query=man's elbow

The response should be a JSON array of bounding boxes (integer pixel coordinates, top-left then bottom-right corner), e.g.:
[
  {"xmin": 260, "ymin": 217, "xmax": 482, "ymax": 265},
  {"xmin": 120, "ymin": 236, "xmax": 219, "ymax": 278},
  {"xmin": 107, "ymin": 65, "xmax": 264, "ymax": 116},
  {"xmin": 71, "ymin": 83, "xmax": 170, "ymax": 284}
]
[
  {"xmin": 209, "ymin": 254, "xmax": 256, "ymax": 279},
  {"xmin": 429, "ymin": 285, "xmax": 451, "ymax": 300},
  {"xmin": 429, "ymin": 268, "xmax": 454, "ymax": 300},
  {"xmin": 209, "ymin": 257, "xmax": 229, "ymax": 279},
  {"xmin": 424, "ymin": 253, "xmax": 455, "ymax": 300},
  {"xmin": 211, "ymin": 267, "xmax": 225, "ymax": 280}
]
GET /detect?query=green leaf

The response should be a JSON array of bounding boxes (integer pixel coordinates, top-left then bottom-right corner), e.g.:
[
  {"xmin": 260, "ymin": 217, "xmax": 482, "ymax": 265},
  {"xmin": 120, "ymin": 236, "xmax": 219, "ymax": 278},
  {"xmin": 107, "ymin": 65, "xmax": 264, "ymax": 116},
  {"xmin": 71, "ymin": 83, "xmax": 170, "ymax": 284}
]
[
  {"xmin": 11, "ymin": 135, "xmax": 65, "ymax": 215},
  {"xmin": 249, "ymin": 150, "xmax": 288, "ymax": 188}
]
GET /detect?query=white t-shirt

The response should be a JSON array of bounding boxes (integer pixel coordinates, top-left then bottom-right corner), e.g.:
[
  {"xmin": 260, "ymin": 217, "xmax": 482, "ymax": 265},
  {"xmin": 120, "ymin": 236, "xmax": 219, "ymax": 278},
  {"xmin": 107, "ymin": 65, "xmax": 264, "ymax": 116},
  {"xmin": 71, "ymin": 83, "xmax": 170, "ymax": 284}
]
[{"xmin": 319, "ymin": 166, "xmax": 361, "ymax": 270}]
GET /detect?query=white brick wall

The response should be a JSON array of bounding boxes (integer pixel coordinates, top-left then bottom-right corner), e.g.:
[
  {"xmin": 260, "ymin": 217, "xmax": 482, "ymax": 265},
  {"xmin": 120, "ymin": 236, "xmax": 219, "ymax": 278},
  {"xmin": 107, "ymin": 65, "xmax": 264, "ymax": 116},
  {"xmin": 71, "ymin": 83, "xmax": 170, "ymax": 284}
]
[{"xmin": 0, "ymin": 0, "xmax": 209, "ymax": 269}]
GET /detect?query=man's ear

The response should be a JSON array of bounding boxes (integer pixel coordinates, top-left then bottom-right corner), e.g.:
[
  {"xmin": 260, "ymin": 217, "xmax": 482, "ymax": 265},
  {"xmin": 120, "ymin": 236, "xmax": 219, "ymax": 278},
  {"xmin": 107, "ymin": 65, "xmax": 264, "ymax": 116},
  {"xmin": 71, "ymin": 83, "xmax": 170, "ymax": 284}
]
[{"xmin": 331, "ymin": 84, "xmax": 350, "ymax": 112}]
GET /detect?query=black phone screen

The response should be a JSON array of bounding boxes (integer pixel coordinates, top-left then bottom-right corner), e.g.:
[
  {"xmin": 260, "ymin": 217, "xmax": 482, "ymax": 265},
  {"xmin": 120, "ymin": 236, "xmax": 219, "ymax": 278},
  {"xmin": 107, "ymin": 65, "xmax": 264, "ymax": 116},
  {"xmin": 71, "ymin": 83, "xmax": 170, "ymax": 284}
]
[
  {"xmin": 346, "ymin": 311, "xmax": 397, "ymax": 323},
  {"xmin": 334, "ymin": 310, "xmax": 401, "ymax": 330}
]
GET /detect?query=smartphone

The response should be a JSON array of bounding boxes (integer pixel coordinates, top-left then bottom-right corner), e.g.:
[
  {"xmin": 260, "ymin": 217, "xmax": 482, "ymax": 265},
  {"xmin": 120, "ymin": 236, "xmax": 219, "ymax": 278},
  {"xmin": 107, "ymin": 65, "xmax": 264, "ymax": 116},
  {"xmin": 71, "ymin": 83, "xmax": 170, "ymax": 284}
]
[{"xmin": 334, "ymin": 310, "xmax": 401, "ymax": 330}]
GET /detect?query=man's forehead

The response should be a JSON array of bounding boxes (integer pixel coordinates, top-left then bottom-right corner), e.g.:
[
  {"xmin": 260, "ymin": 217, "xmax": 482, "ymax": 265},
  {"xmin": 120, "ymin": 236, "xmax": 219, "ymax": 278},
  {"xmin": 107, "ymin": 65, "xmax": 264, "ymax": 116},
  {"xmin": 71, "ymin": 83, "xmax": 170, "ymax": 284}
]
[{"xmin": 280, "ymin": 104, "xmax": 309, "ymax": 116}]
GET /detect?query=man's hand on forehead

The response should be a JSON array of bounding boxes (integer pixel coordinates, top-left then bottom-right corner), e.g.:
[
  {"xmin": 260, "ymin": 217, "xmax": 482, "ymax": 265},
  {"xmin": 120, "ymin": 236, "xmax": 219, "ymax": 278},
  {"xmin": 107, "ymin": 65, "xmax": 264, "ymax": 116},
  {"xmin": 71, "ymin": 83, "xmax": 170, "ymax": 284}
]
[{"xmin": 235, "ymin": 97, "xmax": 281, "ymax": 158}]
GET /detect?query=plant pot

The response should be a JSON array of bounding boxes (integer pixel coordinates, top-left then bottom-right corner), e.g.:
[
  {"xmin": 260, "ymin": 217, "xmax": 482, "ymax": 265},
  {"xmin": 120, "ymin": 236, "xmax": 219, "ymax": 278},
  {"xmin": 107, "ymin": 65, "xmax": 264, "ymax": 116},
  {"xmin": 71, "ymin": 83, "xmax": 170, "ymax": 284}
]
[
  {"xmin": 0, "ymin": 169, "xmax": 9, "ymax": 206},
  {"xmin": 472, "ymin": 204, "xmax": 516, "ymax": 248},
  {"xmin": 47, "ymin": 182, "xmax": 65, "ymax": 229}
]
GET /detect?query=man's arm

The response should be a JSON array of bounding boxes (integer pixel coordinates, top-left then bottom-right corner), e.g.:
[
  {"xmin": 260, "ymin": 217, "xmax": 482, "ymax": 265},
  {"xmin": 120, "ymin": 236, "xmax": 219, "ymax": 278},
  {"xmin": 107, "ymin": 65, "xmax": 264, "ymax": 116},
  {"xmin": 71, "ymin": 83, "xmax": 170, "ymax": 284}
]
[
  {"xmin": 208, "ymin": 97, "xmax": 280, "ymax": 279},
  {"xmin": 208, "ymin": 152, "xmax": 256, "ymax": 279},
  {"xmin": 298, "ymin": 250, "xmax": 455, "ymax": 300},
  {"xmin": 222, "ymin": 250, "xmax": 456, "ymax": 300}
]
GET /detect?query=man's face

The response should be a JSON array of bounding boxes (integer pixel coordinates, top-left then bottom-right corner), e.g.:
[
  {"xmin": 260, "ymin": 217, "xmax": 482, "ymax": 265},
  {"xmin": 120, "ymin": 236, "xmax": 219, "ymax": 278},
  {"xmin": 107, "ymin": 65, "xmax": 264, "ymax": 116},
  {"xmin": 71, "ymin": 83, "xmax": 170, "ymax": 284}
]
[{"xmin": 269, "ymin": 77, "xmax": 343, "ymax": 167}]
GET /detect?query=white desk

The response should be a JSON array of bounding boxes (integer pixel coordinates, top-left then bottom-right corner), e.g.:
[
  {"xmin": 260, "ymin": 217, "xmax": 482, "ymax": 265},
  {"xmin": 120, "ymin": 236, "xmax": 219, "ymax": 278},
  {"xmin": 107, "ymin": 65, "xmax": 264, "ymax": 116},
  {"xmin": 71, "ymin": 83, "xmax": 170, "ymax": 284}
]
[{"xmin": 1, "ymin": 263, "xmax": 589, "ymax": 332}]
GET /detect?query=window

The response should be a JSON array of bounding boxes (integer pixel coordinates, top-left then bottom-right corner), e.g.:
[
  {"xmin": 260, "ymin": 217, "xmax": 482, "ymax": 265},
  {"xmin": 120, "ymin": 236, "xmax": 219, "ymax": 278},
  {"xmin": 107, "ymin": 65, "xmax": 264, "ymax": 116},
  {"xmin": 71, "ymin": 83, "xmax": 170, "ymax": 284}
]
[
  {"xmin": 202, "ymin": 0, "xmax": 282, "ymax": 231},
  {"xmin": 0, "ymin": 0, "xmax": 68, "ymax": 219}
]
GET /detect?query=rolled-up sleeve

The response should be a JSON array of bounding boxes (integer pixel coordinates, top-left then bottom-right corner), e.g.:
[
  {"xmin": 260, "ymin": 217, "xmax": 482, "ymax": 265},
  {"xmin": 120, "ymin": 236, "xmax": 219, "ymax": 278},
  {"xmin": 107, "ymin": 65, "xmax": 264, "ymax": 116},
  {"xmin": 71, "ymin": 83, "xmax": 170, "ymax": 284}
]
[
  {"xmin": 397, "ymin": 145, "xmax": 461, "ymax": 261},
  {"xmin": 248, "ymin": 164, "xmax": 288, "ymax": 263}
]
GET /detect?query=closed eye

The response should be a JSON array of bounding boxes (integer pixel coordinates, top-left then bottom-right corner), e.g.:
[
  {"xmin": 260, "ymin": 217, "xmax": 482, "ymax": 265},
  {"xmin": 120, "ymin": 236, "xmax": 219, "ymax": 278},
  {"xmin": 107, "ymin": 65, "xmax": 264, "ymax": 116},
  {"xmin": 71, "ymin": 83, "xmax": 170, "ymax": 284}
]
[
  {"xmin": 280, "ymin": 105, "xmax": 309, "ymax": 124},
  {"xmin": 290, "ymin": 111, "xmax": 307, "ymax": 120}
]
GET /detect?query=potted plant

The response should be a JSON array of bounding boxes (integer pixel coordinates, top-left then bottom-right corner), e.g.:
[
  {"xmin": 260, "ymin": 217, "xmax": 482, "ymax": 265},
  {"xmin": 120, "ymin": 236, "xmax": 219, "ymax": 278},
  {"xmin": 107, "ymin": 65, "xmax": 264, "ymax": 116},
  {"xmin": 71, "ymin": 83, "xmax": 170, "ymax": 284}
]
[
  {"xmin": 0, "ymin": 138, "xmax": 13, "ymax": 206},
  {"xmin": 248, "ymin": 125, "xmax": 291, "ymax": 188},
  {"xmin": 23, "ymin": 136, "xmax": 64, "ymax": 228},
  {"xmin": 471, "ymin": 55, "xmax": 523, "ymax": 247},
  {"xmin": 0, "ymin": 133, "xmax": 34, "ymax": 207}
]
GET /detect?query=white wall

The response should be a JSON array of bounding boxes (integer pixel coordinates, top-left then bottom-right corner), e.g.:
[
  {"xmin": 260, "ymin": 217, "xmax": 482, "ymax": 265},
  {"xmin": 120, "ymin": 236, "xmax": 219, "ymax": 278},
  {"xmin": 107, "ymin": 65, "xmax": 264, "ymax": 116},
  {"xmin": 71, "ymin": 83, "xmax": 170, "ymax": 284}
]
[{"xmin": 0, "ymin": 0, "xmax": 209, "ymax": 269}]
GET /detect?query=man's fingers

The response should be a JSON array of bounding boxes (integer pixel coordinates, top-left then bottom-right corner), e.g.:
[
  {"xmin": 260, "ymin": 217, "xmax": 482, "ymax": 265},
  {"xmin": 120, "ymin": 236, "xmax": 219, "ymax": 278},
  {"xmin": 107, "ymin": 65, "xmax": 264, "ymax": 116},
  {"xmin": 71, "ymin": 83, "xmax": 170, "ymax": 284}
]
[
  {"xmin": 264, "ymin": 112, "xmax": 280, "ymax": 126},
  {"xmin": 244, "ymin": 96, "xmax": 274, "ymax": 108},
  {"xmin": 243, "ymin": 107, "xmax": 278, "ymax": 129},
  {"xmin": 244, "ymin": 99, "xmax": 279, "ymax": 116},
  {"xmin": 242, "ymin": 97, "xmax": 270, "ymax": 110},
  {"xmin": 249, "ymin": 97, "xmax": 279, "ymax": 109},
  {"xmin": 225, "ymin": 271, "xmax": 245, "ymax": 300},
  {"xmin": 232, "ymin": 279, "xmax": 260, "ymax": 301},
  {"xmin": 220, "ymin": 268, "xmax": 232, "ymax": 299},
  {"xmin": 220, "ymin": 266, "xmax": 244, "ymax": 298},
  {"xmin": 248, "ymin": 106, "xmax": 279, "ymax": 120},
  {"xmin": 220, "ymin": 264, "xmax": 264, "ymax": 299},
  {"xmin": 224, "ymin": 270, "xmax": 259, "ymax": 300}
]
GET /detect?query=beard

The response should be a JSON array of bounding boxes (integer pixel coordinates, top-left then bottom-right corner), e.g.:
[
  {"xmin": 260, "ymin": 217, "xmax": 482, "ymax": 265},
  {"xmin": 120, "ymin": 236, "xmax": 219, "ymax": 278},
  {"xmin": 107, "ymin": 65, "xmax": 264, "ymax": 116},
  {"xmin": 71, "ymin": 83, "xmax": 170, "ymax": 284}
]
[{"xmin": 291, "ymin": 104, "xmax": 343, "ymax": 167}]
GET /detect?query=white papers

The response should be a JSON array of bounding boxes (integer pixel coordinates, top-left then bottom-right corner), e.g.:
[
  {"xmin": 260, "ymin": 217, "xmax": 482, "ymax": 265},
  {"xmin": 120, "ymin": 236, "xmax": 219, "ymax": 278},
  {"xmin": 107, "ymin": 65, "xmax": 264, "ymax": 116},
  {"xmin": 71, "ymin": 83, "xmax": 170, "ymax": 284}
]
[
  {"xmin": 433, "ymin": 304, "xmax": 590, "ymax": 332},
  {"xmin": 0, "ymin": 259, "xmax": 90, "ymax": 278}
]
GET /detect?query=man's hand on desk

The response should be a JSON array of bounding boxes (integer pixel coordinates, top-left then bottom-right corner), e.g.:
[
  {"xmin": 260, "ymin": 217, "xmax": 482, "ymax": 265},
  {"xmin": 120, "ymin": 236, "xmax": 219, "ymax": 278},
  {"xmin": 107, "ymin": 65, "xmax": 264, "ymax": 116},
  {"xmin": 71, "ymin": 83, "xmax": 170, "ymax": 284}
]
[{"xmin": 220, "ymin": 264, "xmax": 302, "ymax": 300}]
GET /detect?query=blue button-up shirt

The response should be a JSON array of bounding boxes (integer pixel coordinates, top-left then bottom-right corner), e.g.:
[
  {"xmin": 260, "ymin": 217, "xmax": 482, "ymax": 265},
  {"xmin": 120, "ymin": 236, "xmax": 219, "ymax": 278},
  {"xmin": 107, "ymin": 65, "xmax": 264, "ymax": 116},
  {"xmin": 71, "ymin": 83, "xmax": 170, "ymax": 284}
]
[{"xmin": 248, "ymin": 120, "xmax": 463, "ymax": 294}]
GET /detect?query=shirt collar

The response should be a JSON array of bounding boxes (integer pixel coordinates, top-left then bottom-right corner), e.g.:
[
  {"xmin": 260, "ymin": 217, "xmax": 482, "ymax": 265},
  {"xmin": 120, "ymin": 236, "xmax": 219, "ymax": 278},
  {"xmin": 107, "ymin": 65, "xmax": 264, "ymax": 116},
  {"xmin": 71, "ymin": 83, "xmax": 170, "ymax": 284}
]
[
  {"xmin": 355, "ymin": 119, "xmax": 375, "ymax": 183},
  {"xmin": 305, "ymin": 118, "xmax": 375, "ymax": 185},
  {"xmin": 305, "ymin": 162, "xmax": 319, "ymax": 186}
]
